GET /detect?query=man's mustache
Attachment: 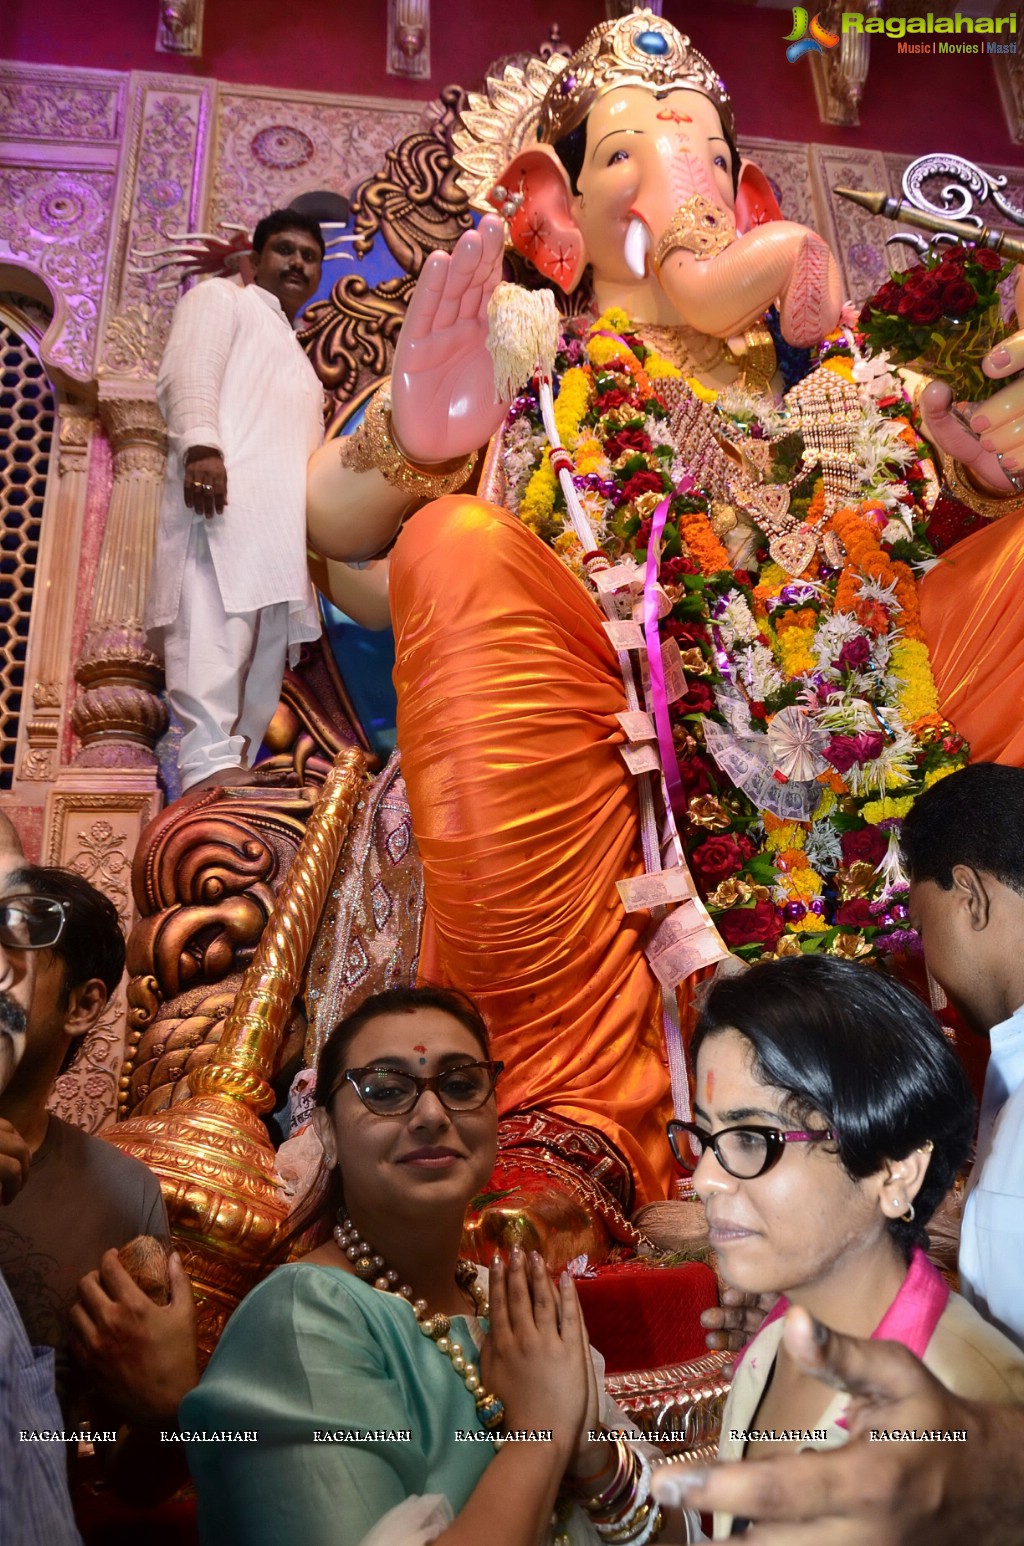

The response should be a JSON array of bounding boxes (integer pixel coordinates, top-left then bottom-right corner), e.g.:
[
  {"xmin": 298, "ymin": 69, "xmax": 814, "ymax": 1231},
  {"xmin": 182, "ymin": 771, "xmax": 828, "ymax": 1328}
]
[{"xmin": 0, "ymin": 992, "xmax": 27, "ymax": 1039}]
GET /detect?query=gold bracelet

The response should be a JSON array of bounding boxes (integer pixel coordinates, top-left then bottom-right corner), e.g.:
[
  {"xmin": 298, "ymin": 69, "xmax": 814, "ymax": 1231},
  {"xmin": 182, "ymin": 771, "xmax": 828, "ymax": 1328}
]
[
  {"xmin": 939, "ymin": 450, "xmax": 1024, "ymax": 521},
  {"xmin": 654, "ymin": 194, "xmax": 737, "ymax": 269},
  {"xmin": 349, "ymin": 383, "xmax": 477, "ymax": 500}
]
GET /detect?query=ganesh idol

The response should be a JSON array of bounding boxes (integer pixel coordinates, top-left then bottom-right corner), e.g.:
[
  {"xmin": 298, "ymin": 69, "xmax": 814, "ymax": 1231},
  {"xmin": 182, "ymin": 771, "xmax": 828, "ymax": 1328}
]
[{"xmin": 306, "ymin": 10, "xmax": 1024, "ymax": 1265}]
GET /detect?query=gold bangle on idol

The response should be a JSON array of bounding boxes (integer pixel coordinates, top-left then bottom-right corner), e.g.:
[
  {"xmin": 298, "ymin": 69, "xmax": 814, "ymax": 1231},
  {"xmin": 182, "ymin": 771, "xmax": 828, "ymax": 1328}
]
[
  {"xmin": 340, "ymin": 381, "xmax": 477, "ymax": 500},
  {"xmin": 939, "ymin": 450, "xmax": 1024, "ymax": 521}
]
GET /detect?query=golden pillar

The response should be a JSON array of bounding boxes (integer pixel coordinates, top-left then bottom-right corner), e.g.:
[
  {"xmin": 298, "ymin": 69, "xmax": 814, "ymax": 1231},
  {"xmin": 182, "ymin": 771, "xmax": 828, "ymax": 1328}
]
[{"xmin": 105, "ymin": 747, "xmax": 366, "ymax": 1357}]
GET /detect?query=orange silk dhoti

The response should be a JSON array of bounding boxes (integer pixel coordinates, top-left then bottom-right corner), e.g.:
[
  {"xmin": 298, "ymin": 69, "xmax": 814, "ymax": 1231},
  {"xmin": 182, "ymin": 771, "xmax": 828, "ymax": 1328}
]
[
  {"xmin": 389, "ymin": 496, "xmax": 674, "ymax": 1203},
  {"xmin": 920, "ymin": 506, "xmax": 1024, "ymax": 767}
]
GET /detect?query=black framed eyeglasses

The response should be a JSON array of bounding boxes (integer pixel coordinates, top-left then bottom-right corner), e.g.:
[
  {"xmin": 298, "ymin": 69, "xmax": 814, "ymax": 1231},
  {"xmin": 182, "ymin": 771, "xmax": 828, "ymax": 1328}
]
[
  {"xmin": 667, "ymin": 1119, "xmax": 836, "ymax": 1180},
  {"xmin": 339, "ymin": 1060, "xmax": 504, "ymax": 1117},
  {"xmin": 0, "ymin": 897, "xmax": 67, "ymax": 952}
]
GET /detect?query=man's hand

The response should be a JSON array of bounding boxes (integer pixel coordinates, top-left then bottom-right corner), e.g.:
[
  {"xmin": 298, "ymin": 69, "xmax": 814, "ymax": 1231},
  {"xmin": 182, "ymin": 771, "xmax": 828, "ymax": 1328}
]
[
  {"xmin": 183, "ymin": 448, "xmax": 227, "ymax": 517},
  {"xmin": 701, "ymin": 1288, "xmax": 777, "ymax": 1353},
  {"xmin": 0, "ymin": 1117, "xmax": 30, "ymax": 1204},
  {"xmin": 653, "ymin": 1305, "xmax": 1024, "ymax": 1545},
  {"xmin": 69, "ymin": 1248, "xmax": 199, "ymax": 1424}
]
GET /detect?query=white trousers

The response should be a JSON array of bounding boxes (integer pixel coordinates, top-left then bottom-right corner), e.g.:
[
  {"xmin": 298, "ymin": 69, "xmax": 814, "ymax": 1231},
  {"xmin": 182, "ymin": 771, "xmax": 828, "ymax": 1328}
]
[{"xmin": 162, "ymin": 520, "xmax": 288, "ymax": 791}]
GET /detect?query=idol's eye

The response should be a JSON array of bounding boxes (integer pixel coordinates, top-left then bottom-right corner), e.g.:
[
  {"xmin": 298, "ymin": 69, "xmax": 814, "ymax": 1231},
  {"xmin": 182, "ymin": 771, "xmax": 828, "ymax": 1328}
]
[
  {"xmin": 713, "ymin": 154, "xmax": 728, "ymax": 172},
  {"xmin": 608, "ymin": 148, "xmax": 629, "ymax": 166}
]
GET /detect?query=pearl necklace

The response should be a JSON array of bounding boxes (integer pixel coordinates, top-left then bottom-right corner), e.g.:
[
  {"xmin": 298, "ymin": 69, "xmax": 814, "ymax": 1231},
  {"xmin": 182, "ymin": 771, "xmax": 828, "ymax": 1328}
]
[{"xmin": 333, "ymin": 1215, "xmax": 504, "ymax": 1430}]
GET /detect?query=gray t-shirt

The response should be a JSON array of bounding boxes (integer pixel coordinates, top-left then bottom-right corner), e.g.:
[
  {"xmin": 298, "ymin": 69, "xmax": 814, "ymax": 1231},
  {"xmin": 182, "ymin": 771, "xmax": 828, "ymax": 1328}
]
[{"xmin": 0, "ymin": 1115, "xmax": 168, "ymax": 1416}]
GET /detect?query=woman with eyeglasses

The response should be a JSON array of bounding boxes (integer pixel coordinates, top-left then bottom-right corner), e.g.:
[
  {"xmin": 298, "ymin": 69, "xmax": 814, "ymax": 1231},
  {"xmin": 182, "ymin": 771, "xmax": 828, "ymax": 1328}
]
[
  {"xmin": 666, "ymin": 955, "xmax": 1024, "ymax": 1538},
  {"xmin": 181, "ymin": 985, "xmax": 693, "ymax": 1546}
]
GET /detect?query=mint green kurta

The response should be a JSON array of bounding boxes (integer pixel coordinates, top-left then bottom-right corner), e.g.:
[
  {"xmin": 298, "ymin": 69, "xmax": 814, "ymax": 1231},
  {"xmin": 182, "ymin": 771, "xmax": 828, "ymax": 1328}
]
[{"xmin": 182, "ymin": 1263, "xmax": 494, "ymax": 1546}]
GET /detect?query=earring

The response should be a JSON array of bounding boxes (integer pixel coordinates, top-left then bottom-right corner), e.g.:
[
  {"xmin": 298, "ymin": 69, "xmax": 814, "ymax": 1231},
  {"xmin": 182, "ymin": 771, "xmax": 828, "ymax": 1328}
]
[{"xmin": 901, "ymin": 1201, "xmax": 915, "ymax": 1224}]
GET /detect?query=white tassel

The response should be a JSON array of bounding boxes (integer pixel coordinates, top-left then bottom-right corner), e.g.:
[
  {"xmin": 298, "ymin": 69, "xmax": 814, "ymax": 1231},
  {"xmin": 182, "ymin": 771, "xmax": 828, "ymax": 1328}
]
[{"xmin": 486, "ymin": 282, "xmax": 559, "ymax": 402}]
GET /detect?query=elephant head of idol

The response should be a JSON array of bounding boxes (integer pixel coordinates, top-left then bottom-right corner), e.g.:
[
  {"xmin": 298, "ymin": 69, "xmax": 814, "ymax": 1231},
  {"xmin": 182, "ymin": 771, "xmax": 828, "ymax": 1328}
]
[{"xmin": 455, "ymin": 9, "xmax": 842, "ymax": 350}]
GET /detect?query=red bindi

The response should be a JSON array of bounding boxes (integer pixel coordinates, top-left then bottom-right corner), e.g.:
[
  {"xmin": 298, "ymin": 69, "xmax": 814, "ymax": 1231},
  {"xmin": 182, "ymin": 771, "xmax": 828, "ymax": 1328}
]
[{"xmin": 656, "ymin": 108, "xmax": 692, "ymax": 125}]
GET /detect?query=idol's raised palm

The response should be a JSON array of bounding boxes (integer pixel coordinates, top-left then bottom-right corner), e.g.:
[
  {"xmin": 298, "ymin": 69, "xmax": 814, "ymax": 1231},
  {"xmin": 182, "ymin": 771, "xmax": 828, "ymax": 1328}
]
[{"xmin": 390, "ymin": 215, "xmax": 510, "ymax": 466}]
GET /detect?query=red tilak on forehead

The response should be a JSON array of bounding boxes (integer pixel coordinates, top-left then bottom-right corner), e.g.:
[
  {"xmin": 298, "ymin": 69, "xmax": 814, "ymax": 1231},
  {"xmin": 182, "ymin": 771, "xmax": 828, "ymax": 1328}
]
[
  {"xmin": 704, "ymin": 1068, "xmax": 715, "ymax": 1102},
  {"xmin": 413, "ymin": 1044, "xmax": 427, "ymax": 1053},
  {"xmin": 656, "ymin": 107, "xmax": 693, "ymax": 124}
]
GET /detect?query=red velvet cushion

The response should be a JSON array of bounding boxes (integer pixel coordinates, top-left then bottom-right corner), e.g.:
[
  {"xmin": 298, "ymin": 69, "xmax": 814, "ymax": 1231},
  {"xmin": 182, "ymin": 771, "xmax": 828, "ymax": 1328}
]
[{"xmin": 576, "ymin": 1260, "xmax": 718, "ymax": 1374}]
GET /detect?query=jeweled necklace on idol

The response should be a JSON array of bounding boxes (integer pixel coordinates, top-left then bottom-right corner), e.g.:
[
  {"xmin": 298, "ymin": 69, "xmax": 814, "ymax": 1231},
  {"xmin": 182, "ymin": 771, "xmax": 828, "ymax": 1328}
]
[{"xmin": 333, "ymin": 1214, "xmax": 505, "ymax": 1430}]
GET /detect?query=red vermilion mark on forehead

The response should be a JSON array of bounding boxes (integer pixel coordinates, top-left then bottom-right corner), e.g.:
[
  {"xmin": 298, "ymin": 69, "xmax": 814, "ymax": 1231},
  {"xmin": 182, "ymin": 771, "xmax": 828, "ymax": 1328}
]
[
  {"xmin": 656, "ymin": 108, "xmax": 693, "ymax": 124},
  {"xmin": 413, "ymin": 1041, "xmax": 427, "ymax": 1064},
  {"xmin": 704, "ymin": 1068, "xmax": 715, "ymax": 1103}
]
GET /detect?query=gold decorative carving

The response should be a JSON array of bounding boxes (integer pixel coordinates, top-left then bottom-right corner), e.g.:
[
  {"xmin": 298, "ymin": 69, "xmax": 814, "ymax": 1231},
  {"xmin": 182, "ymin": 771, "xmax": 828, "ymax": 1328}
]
[
  {"xmin": 21, "ymin": 402, "xmax": 96, "ymax": 782},
  {"xmin": 156, "ymin": 0, "xmax": 205, "ymax": 58},
  {"xmin": 99, "ymin": 79, "xmax": 212, "ymax": 380},
  {"xmin": 387, "ymin": 0, "xmax": 430, "ymax": 80},
  {"xmin": 808, "ymin": 0, "xmax": 872, "ymax": 128},
  {"xmin": 994, "ymin": 2, "xmax": 1024, "ymax": 143},
  {"xmin": 45, "ymin": 784, "xmax": 161, "ymax": 1133},
  {"xmin": 72, "ymin": 391, "xmax": 168, "ymax": 766},
  {"xmin": 0, "ymin": 63, "xmax": 125, "ymax": 143},
  {"xmin": 209, "ymin": 87, "xmax": 422, "ymax": 247},
  {"xmin": 105, "ymin": 748, "xmax": 367, "ymax": 1358}
]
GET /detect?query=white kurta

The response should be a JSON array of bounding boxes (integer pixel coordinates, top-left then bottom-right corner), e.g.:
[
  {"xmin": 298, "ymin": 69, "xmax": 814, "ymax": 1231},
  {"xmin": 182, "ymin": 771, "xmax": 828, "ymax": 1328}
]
[{"xmin": 148, "ymin": 277, "xmax": 323, "ymax": 658}]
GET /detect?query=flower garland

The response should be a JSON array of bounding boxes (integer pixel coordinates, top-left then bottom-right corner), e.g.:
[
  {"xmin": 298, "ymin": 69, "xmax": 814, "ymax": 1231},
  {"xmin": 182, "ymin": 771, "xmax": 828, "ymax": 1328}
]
[{"xmin": 500, "ymin": 312, "xmax": 969, "ymax": 965}]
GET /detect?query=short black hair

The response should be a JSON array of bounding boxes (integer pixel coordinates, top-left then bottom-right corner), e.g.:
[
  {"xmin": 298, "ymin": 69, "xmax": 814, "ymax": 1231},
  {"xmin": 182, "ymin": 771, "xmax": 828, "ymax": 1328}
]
[
  {"xmin": 15, "ymin": 866, "xmax": 125, "ymax": 1078},
  {"xmin": 552, "ymin": 91, "xmax": 741, "ymax": 199},
  {"xmin": 252, "ymin": 209, "xmax": 325, "ymax": 259},
  {"xmin": 901, "ymin": 763, "xmax": 1024, "ymax": 898},
  {"xmin": 692, "ymin": 955, "xmax": 974, "ymax": 1260}
]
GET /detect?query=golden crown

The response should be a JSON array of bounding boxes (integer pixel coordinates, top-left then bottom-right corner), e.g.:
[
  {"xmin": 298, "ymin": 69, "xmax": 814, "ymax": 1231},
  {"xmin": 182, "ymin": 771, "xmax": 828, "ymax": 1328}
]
[{"xmin": 536, "ymin": 9, "xmax": 735, "ymax": 146}]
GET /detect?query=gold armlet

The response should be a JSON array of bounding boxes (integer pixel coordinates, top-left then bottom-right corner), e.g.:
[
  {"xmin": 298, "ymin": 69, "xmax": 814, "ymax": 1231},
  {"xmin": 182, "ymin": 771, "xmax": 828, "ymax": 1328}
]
[
  {"xmin": 939, "ymin": 451, "xmax": 1024, "ymax": 521},
  {"xmin": 341, "ymin": 383, "xmax": 477, "ymax": 499},
  {"xmin": 653, "ymin": 194, "xmax": 737, "ymax": 269}
]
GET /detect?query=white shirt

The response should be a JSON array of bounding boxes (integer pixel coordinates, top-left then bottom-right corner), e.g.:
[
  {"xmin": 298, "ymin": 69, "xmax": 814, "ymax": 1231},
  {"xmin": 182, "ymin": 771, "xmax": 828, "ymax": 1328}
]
[
  {"xmin": 148, "ymin": 278, "xmax": 323, "ymax": 650},
  {"xmin": 959, "ymin": 1003, "xmax": 1024, "ymax": 1349}
]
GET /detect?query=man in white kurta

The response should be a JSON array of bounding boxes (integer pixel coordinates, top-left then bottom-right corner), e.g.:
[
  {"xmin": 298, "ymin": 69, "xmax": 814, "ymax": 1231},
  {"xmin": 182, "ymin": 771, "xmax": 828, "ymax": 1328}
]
[{"xmin": 147, "ymin": 211, "xmax": 325, "ymax": 792}]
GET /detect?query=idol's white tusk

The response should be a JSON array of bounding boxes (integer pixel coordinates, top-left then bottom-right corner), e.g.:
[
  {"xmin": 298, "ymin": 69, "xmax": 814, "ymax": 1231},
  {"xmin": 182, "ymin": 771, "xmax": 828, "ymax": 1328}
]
[{"xmin": 624, "ymin": 217, "xmax": 651, "ymax": 280}]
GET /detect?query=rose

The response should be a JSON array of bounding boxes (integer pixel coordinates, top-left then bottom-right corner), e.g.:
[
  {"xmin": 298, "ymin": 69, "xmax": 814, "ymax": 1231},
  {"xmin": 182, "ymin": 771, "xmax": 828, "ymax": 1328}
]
[
  {"xmin": 836, "ymin": 635, "xmax": 871, "ymax": 672},
  {"xmin": 941, "ymin": 280, "xmax": 979, "ymax": 316},
  {"xmin": 664, "ymin": 618, "xmax": 706, "ymax": 647},
  {"xmin": 596, "ymin": 388, "xmax": 630, "ymax": 411},
  {"xmin": 908, "ymin": 296, "xmax": 943, "ymax": 325},
  {"xmin": 622, "ymin": 470, "xmax": 666, "ymax": 501},
  {"xmin": 840, "ymin": 826, "xmax": 889, "ymax": 868},
  {"xmin": 677, "ymin": 681, "xmax": 714, "ymax": 716},
  {"xmin": 836, "ymin": 898, "xmax": 877, "ymax": 927},
  {"xmin": 676, "ymin": 756, "xmax": 714, "ymax": 804},
  {"xmin": 970, "ymin": 249, "xmax": 1003, "ymax": 273},
  {"xmin": 824, "ymin": 731, "xmax": 885, "ymax": 774},
  {"xmin": 691, "ymin": 834, "xmax": 749, "ymax": 888},
  {"xmin": 717, "ymin": 899, "xmax": 784, "ymax": 949},
  {"xmin": 605, "ymin": 428, "xmax": 652, "ymax": 460}
]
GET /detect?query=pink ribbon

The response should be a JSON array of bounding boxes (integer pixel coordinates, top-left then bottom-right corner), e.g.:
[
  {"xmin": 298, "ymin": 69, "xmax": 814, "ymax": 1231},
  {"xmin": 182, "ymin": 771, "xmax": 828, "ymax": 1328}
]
[{"xmin": 642, "ymin": 478, "xmax": 694, "ymax": 821}]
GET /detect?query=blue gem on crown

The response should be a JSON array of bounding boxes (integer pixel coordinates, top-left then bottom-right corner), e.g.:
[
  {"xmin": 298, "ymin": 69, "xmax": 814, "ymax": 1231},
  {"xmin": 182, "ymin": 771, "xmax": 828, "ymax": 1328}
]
[{"xmin": 636, "ymin": 29, "xmax": 670, "ymax": 56}]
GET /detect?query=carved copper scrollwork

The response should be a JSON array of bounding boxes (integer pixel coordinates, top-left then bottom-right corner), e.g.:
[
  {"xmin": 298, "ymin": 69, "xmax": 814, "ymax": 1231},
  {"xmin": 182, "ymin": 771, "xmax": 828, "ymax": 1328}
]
[{"xmin": 122, "ymin": 787, "xmax": 317, "ymax": 1117}]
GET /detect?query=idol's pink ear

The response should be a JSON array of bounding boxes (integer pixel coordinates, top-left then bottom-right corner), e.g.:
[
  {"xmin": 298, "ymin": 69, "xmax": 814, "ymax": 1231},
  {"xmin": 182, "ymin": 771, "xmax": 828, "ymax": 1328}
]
[
  {"xmin": 491, "ymin": 143, "xmax": 587, "ymax": 293},
  {"xmin": 734, "ymin": 161, "xmax": 784, "ymax": 234}
]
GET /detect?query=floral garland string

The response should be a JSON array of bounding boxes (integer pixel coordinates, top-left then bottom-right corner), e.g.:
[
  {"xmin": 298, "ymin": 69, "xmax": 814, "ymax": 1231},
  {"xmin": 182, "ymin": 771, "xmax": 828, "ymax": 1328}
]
[{"xmin": 501, "ymin": 307, "xmax": 968, "ymax": 964}]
